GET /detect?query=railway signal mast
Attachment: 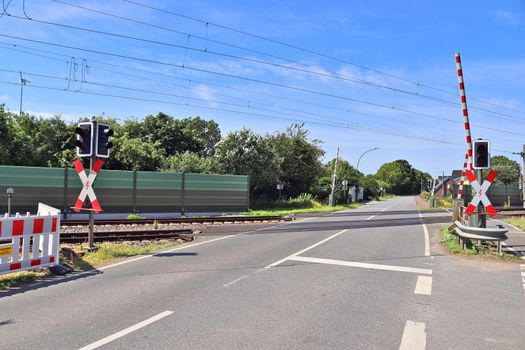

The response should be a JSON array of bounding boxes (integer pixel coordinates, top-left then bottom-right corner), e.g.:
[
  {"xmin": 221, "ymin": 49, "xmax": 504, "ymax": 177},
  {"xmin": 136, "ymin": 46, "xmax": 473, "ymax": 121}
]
[{"xmin": 74, "ymin": 120, "xmax": 114, "ymax": 248}]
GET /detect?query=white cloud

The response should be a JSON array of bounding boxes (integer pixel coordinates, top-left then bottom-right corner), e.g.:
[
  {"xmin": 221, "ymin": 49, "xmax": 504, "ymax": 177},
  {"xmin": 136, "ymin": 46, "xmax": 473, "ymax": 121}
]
[
  {"xmin": 495, "ymin": 10, "xmax": 522, "ymax": 26},
  {"xmin": 192, "ymin": 84, "xmax": 219, "ymax": 108}
]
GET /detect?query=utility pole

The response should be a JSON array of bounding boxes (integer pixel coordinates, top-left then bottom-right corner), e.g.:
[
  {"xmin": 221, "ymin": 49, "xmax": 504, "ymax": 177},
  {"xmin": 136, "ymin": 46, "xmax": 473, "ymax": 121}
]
[
  {"xmin": 19, "ymin": 71, "xmax": 30, "ymax": 116},
  {"xmin": 512, "ymin": 144, "xmax": 525, "ymax": 208},
  {"xmin": 329, "ymin": 147, "xmax": 339, "ymax": 207},
  {"xmin": 87, "ymin": 118, "xmax": 97, "ymax": 249}
]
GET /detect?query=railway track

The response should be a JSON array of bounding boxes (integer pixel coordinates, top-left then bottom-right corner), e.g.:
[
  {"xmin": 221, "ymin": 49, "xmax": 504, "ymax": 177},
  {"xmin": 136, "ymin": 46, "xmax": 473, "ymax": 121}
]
[
  {"xmin": 60, "ymin": 228, "xmax": 194, "ymax": 244},
  {"xmin": 61, "ymin": 215, "xmax": 287, "ymax": 226}
]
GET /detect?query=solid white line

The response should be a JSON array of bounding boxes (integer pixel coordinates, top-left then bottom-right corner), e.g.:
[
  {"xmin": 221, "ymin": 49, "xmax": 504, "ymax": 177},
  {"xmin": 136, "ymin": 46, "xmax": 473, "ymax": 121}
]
[
  {"xmin": 492, "ymin": 218, "xmax": 523, "ymax": 233},
  {"xmin": 380, "ymin": 206, "xmax": 393, "ymax": 212},
  {"xmin": 289, "ymin": 256, "xmax": 432, "ymax": 275},
  {"xmin": 418, "ymin": 212, "xmax": 431, "ymax": 257},
  {"xmin": 223, "ymin": 275, "xmax": 249, "ymax": 287},
  {"xmin": 99, "ymin": 235, "xmax": 235, "ymax": 271},
  {"xmin": 78, "ymin": 310, "xmax": 174, "ymax": 350},
  {"xmin": 265, "ymin": 229, "xmax": 347, "ymax": 268},
  {"xmin": 414, "ymin": 276, "xmax": 433, "ymax": 295},
  {"xmin": 399, "ymin": 320, "xmax": 426, "ymax": 350},
  {"xmin": 501, "ymin": 242, "xmax": 525, "ymax": 259}
]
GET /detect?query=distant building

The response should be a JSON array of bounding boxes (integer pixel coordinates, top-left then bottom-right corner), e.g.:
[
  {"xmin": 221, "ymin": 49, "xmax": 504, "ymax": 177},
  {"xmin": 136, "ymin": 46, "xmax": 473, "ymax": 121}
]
[{"xmin": 433, "ymin": 170, "xmax": 466, "ymax": 198}]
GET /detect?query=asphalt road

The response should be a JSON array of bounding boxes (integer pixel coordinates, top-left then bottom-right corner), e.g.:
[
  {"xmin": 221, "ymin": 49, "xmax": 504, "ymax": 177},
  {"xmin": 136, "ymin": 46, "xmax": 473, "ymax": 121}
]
[{"xmin": 1, "ymin": 196, "xmax": 524, "ymax": 349}]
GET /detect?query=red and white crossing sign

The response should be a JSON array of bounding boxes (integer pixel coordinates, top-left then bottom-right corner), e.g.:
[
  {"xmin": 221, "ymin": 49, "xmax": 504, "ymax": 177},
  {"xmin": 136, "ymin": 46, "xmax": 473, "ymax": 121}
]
[
  {"xmin": 72, "ymin": 158, "xmax": 104, "ymax": 213},
  {"xmin": 464, "ymin": 170, "xmax": 497, "ymax": 217}
]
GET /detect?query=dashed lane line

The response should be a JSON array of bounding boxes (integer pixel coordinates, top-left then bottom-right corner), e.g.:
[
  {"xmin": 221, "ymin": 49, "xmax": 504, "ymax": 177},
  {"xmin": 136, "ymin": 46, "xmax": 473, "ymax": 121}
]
[
  {"xmin": 288, "ymin": 256, "xmax": 432, "ymax": 275},
  {"xmin": 78, "ymin": 310, "xmax": 174, "ymax": 350},
  {"xmin": 414, "ymin": 276, "xmax": 432, "ymax": 295},
  {"xmin": 223, "ymin": 275, "xmax": 249, "ymax": 287},
  {"xmin": 399, "ymin": 320, "xmax": 426, "ymax": 350}
]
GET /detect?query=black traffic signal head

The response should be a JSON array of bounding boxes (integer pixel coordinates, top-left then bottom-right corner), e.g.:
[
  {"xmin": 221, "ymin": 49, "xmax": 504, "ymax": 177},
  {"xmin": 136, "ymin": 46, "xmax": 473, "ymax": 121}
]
[
  {"xmin": 95, "ymin": 123, "xmax": 113, "ymax": 158},
  {"xmin": 75, "ymin": 122, "xmax": 93, "ymax": 157},
  {"xmin": 473, "ymin": 139, "xmax": 490, "ymax": 169}
]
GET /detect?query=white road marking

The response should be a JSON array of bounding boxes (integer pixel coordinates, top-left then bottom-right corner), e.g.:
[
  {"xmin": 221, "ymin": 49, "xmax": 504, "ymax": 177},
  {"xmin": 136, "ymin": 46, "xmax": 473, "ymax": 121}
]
[
  {"xmin": 289, "ymin": 256, "xmax": 432, "ymax": 275},
  {"xmin": 492, "ymin": 218, "xmax": 523, "ymax": 233},
  {"xmin": 78, "ymin": 310, "xmax": 174, "ymax": 350},
  {"xmin": 366, "ymin": 215, "xmax": 375, "ymax": 220},
  {"xmin": 223, "ymin": 275, "xmax": 249, "ymax": 287},
  {"xmin": 414, "ymin": 276, "xmax": 432, "ymax": 295},
  {"xmin": 418, "ymin": 212, "xmax": 431, "ymax": 257},
  {"xmin": 501, "ymin": 243, "xmax": 525, "ymax": 259},
  {"xmin": 380, "ymin": 206, "xmax": 393, "ymax": 212},
  {"xmin": 399, "ymin": 320, "xmax": 426, "ymax": 350},
  {"xmin": 265, "ymin": 229, "xmax": 348, "ymax": 268},
  {"xmin": 99, "ymin": 235, "xmax": 235, "ymax": 271}
]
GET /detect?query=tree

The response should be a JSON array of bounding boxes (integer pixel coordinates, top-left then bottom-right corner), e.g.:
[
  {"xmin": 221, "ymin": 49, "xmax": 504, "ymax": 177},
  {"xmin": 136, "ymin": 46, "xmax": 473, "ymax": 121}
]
[
  {"xmin": 111, "ymin": 133, "xmax": 166, "ymax": 171},
  {"xmin": 414, "ymin": 169, "xmax": 432, "ymax": 194},
  {"xmin": 269, "ymin": 124, "xmax": 324, "ymax": 197},
  {"xmin": 491, "ymin": 155, "xmax": 520, "ymax": 186},
  {"xmin": 165, "ymin": 151, "xmax": 216, "ymax": 173},
  {"xmin": 375, "ymin": 159, "xmax": 417, "ymax": 195},
  {"xmin": 313, "ymin": 159, "xmax": 362, "ymax": 202},
  {"xmin": 0, "ymin": 105, "xmax": 14, "ymax": 165},
  {"xmin": 138, "ymin": 113, "xmax": 220, "ymax": 157},
  {"xmin": 214, "ymin": 128, "xmax": 280, "ymax": 199}
]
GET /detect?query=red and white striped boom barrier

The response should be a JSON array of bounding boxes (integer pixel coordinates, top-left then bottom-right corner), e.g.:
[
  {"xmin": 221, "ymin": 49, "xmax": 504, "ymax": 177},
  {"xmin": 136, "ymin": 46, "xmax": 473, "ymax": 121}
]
[
  {"xmin": 455, "ymin": 53, "xmax": 474, "ymax": 199},
  {"xmin": 0, "ymin": 203, "xmax": 60, "ymax": 275}
]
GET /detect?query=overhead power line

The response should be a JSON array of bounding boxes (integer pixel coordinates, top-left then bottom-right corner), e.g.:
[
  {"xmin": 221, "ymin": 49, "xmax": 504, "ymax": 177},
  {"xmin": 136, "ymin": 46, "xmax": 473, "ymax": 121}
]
[
  {"xmin": 0, "ymin": 42, "xmax": 525, "ymax": 141},
  {"xmin": 2, "ymin": 33, "xmax": 525, "ymax": 137},
  {"xmin": 3, "ymin": 77, "xmax": 512, "ymax": 154},
  {"xmin": 122, "ymin": 0, "xmax": 525, "ymax": 117},
  {"xmin": 5, "ymin": 9, "xmax": 525, "ymax": 122}
]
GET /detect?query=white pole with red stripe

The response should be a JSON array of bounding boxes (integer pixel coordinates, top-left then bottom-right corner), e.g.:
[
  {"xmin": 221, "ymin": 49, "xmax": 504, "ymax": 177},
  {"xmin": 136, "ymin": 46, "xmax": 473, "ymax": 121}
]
[{"xmin": 455, "ymin": 53, "xmax": 474, "ymax": 199}]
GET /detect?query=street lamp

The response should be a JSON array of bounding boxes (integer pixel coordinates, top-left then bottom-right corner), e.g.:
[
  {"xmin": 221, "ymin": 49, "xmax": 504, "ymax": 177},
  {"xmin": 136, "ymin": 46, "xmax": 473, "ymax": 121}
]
[{"xmin": 356, "ymin": 147, "xmax": 379, "ymax": 172}]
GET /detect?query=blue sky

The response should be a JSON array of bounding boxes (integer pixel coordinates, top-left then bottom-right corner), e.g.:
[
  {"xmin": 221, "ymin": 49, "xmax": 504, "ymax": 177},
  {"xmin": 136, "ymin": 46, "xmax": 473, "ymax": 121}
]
[{"xmin": 0, "ymin": 0, "xmax": 524, "ymax": 176}]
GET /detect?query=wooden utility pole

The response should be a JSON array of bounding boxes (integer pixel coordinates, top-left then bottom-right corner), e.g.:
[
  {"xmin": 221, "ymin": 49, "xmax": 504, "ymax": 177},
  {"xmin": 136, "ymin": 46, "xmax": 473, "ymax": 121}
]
[{"xmin": 329, "ymin": 147, "xmax": 339, "ymax": 207}]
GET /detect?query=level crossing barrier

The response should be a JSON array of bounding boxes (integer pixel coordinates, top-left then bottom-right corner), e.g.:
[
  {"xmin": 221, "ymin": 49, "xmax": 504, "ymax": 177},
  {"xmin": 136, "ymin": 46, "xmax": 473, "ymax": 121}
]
[{"xmin": 0, "ymin": 203, "xmax": 60, "ymax": 275}]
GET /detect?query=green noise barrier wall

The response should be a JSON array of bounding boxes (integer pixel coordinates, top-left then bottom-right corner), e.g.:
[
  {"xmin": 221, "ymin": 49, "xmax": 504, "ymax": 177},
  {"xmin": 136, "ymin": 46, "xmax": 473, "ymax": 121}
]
[{"xmin": 0, "ymin": 165, "xmax": 249, "ymax": 215}]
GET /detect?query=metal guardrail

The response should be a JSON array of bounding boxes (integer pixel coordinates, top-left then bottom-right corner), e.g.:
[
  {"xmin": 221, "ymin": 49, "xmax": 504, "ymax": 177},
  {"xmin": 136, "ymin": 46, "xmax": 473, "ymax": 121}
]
[{"xmin": 453, "ymin": 220, "xmax": 508, "ymax": 254}]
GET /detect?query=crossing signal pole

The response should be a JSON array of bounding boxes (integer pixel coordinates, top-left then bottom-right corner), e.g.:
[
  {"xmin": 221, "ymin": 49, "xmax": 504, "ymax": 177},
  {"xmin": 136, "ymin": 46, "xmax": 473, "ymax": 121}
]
[{"xmin": 73, "ymin": 120, "xmax": 114, "ymax": 248}]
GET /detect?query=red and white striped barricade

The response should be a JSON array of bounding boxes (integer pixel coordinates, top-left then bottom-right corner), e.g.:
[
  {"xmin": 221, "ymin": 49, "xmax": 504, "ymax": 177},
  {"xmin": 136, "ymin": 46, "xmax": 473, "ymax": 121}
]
[{"xmin": 0, "ymin": 203, "xmax": 60, "ymax": 275}]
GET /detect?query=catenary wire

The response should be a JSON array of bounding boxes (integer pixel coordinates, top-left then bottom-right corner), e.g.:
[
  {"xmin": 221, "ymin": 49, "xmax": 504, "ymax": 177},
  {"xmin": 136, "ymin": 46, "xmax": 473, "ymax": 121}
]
[
  {"xmin": 5, "ymin": 11, "xmax": 525, "ymax": 122},
  {"xmin": 121, "ymin": 0, "xmax": 525, "ymax": 117}
]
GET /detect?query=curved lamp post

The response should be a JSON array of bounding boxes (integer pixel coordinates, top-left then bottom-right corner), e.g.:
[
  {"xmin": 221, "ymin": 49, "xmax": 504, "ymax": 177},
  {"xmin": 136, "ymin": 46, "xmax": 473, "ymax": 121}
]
[{"xmin": 356, "ymin": 147, "xmax": 379, "ymax": 172}]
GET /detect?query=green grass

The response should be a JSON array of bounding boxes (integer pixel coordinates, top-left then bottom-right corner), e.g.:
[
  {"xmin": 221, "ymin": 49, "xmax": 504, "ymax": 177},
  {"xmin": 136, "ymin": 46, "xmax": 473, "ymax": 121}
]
[
  {"xmin": 440, "ymin": 226, "xmax": 477, "ymax": 255},
  {"xmin": 503, "ymin": 217, "xmax": 525, "ymax": 231},
  {"xmin": 378, "ymin": 194, "xmax": 397, "ymax": 201},
  {"xmin": 243, "ymin": 202, "xmax": 364, "ymax": 216},
  {"xmin": 0, "ymin": 270, "xmax": 48, "ymax": 290},
  {"xmin": 127, "ymin": 213, "xmax": 145, "ymax": 219},
  {"xmin": 79, "ymin": 241, "xmax": 180, "ymax": 267}
]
